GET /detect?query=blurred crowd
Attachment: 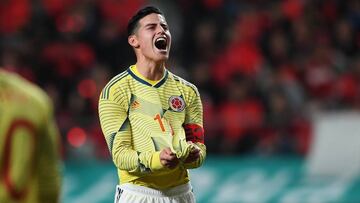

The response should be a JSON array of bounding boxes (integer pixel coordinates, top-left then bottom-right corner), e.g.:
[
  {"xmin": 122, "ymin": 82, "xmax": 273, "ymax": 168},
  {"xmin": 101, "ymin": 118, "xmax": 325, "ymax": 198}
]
[{"xmin": 0, "ymin": 0, "xmax": 359, "ymax": 158}]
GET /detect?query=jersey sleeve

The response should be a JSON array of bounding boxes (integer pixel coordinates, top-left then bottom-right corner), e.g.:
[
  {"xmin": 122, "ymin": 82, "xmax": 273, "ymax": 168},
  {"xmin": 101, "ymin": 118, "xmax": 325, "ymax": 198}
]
[
  {"xmin": 98, "ymin": 86, "xmax": 166, "ymax": 174},
  {"xmin": 37, "ymin": 99, "xmax": 61, "ymax": 203},
  {"xmin": 183, "ymin": 86, "xmax": 206, "ymax": 169}
]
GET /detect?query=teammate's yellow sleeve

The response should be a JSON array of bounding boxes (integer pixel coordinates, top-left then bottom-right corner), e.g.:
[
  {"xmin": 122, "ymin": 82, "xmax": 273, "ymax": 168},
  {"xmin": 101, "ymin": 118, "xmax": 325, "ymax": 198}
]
[
  {"xmin": 183, "ymin": 86, "xmax": 206, "ymax": 169},
  {"xmin": 98, "ymin": 90, "xmax": 166, "ymax": 174},
  {"xmin": 38, "ymin": 102, "xmax": 62, "ymax": 203}
]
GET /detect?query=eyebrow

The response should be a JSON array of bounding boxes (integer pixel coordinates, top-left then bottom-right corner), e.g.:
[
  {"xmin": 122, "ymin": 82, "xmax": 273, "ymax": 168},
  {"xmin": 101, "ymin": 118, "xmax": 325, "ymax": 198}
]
[
  {"xmin": 144, "ymin": 23, "xmax": 157, "ymax": 27},
  {"xmin": 144, "ymin": 22, "xmax": 168, "ymax": 27}
]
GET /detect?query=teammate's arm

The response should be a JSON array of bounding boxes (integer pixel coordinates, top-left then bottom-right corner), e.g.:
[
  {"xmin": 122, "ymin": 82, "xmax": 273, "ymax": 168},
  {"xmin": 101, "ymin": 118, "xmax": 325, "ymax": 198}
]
[
  {"xmin": 182, "ymin": 86, "xmax": 206, "ymax": 169},
  {"xmin": 99, "ymin": 91, "xmax": 169, "ymax": 174},
  {"xmin": 37, "ymin": 102, "xmax": 61, "ymax": 203}
]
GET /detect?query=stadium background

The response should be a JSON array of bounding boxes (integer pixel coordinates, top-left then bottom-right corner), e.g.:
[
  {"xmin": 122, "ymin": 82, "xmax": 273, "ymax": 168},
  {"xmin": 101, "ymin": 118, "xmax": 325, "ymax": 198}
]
[{"xmin": 1, "ymin": 0, "xmax": 360, "ymax": 202}]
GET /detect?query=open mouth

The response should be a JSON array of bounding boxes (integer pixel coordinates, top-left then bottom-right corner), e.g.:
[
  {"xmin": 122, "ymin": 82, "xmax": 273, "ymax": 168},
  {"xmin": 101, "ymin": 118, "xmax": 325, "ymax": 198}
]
[{"xmin": 154, "ymin": 37, "xmax": 167, "ymax": 50}]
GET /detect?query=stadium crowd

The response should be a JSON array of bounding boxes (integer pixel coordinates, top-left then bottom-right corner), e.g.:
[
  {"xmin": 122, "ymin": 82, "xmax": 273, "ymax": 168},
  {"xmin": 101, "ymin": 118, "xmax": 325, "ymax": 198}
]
[{"xmin": 0, "ymin": 0, "xmax": 359, "ymax": 158}]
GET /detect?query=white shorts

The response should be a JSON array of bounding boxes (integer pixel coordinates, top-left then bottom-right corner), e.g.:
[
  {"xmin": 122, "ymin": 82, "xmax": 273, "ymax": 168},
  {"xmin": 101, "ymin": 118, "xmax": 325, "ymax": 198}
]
[{"xmin": 114, "ymin": 182, "xmax": 196, "ymax": 203}]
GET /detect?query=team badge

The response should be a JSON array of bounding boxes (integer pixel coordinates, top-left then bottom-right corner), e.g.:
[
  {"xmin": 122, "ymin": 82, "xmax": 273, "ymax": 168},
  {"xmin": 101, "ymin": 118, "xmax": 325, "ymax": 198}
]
[{"xmin": 168, "ymin": 96, "xmax": 185, "ymax": 112}]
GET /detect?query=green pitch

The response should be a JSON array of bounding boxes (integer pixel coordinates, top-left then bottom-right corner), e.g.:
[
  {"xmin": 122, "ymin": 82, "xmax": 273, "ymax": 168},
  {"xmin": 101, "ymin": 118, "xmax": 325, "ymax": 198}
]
[{"xmin": 62, "ymin": 156, "xmax": 360, "ymax": 203}]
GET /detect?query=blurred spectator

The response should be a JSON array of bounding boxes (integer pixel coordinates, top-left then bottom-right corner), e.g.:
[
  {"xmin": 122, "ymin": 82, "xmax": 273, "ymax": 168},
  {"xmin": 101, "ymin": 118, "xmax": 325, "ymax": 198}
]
[
  {"xmin": 0, "ymin": 0, "xmax": 31, "ymax": 34},
  {"xmin": 41, "ymin": 40, "xmax": 95, "ymax": 78},
  {"xmin": 97, "ymin": 0, "xmax": 146, "ymax": 33},
  {"xmin": 218, "ymin": 74, "xmax": 264, "ymax": 154}
]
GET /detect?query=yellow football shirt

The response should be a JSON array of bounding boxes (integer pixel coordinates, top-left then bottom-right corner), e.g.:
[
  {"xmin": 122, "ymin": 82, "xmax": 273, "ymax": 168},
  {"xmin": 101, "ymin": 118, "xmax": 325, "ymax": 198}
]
[
  {"xmin": 99, "ymin": 65, "xmax": 206, "ymax": 189},
  {"xmin": 0, "ymin": 70, "xmax": 61, "ymax": 203}
]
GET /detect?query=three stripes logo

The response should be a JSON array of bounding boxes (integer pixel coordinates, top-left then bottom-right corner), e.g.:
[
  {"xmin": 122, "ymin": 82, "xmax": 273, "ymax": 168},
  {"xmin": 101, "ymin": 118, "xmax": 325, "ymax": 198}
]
[{"xmin": 101, "ymin": 71, "xmax": 128, "ymax": 99}]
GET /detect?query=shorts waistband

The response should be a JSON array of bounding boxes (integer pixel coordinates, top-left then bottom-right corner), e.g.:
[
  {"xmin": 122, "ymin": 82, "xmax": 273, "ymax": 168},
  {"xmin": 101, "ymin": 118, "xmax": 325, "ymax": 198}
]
[{"xmin": 117, "ymin": 182, "xmax": 192, "ymax": 197}]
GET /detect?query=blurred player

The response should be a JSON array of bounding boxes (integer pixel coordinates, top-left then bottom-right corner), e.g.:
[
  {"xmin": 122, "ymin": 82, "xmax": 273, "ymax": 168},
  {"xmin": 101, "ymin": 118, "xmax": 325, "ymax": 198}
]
[
  {"xmin": 99, "ymin": 6, "xmax": 206, "ymax": 203},
  {"xmin": 0, "ymin": 69, "xmax": 62, "ymax": 203}
]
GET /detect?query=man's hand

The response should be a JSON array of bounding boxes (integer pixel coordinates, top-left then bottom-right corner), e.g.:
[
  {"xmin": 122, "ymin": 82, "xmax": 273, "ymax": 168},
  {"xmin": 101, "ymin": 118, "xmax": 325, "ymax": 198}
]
[
  {"xmin": 160, "ymin": 147, "xmax": 179, "ymax": 169},
  {"xmin": 184, "ymin": 142, "xmax": 200, "ymax": 163}
]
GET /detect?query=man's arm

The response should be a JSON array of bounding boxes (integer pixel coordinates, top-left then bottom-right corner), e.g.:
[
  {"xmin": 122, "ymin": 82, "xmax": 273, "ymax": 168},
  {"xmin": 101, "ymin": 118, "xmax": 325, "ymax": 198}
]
[
  {"xmin": 38, "ymin": 103, "xmax": 61, "ymax": 203},
  {"xmin": 99, "ymin": 95, "xmax": 171, "ymax": 173},
  {"xmin": 182, "ymin": 86, "xmax": 207, "ymax": 169}
]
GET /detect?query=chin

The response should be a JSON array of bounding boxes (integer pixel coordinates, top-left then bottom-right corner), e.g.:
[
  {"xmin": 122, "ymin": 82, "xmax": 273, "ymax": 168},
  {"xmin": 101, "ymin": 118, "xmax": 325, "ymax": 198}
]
[{"xmin": 154, "ymin": 55, "xmax": 169, "ymax": 62}]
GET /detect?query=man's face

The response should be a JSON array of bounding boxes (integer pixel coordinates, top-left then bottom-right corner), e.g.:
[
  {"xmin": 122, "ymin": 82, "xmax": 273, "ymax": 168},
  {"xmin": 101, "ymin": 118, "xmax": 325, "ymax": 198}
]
[{"xmin": 132, "ymin": 13, "xmax": 171, "ymax": 62}]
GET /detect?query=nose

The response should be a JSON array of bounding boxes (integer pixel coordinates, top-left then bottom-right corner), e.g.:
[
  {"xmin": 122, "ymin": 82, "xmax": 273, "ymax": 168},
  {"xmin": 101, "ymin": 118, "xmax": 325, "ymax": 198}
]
[{"xmin": 156, "ymin": 24, "xmax": 165, "ymax": 34}]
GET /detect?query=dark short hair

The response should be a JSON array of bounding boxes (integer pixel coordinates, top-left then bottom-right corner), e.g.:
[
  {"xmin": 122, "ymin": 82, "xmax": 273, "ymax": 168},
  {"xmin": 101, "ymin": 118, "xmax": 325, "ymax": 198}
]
[{"xmin": 127, "ymin": 6, "xmax": 164, "ymax": 36}]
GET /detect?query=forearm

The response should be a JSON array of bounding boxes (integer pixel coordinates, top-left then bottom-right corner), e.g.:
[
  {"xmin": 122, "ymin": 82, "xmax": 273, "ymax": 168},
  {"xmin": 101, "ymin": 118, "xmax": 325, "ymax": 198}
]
[
  {"xmin": 113, "ymin": 148, "xmax": 164, "ymax": 173},
  {"xmin": 39, "ymin": 119, "xmax": 62, "ymax": 203},
  {"xmin": 183, "ymin": 122, "xmax": 206, "ymax": 169},
  {"xmin": 111, "ymin": 136, "xmax": 166, "ymax": 174},
  {"xmin": 38, "ymin": 175, "xmax": 61, "ymax": 203},
  {"xmin": 38, "ymin": 159, "xmax": 61, "ymax": 203}
]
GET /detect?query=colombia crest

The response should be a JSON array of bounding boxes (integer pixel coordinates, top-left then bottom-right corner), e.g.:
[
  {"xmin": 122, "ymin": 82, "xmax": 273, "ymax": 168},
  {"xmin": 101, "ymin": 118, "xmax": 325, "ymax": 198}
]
[{"xmin": 168, "ymin": 96, "xmax": 185, "ymax": 112}]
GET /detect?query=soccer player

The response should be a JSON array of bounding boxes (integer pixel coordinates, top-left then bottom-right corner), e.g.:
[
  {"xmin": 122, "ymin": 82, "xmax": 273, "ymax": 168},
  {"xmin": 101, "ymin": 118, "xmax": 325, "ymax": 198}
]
[
  {"xmin": 98, "ymin": 6, "xmax": 206, "ymax": 203},
  {"xmin": 0, "ymin": 70, "xmax": 62, "ymax": 203}
]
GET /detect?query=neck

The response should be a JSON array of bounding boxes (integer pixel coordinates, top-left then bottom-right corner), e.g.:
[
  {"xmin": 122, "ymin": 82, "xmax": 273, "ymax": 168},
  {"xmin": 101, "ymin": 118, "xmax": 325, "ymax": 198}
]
[{"xmin": 135, "ymin": 58, "xmax": 166, "ymax": 81}]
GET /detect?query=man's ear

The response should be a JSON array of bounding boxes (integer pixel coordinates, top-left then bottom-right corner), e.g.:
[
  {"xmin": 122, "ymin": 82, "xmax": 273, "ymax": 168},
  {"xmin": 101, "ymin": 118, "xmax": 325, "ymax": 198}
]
[{"xmin": 128, "ymin": 35, "xmax": 140, "ymax": 48}]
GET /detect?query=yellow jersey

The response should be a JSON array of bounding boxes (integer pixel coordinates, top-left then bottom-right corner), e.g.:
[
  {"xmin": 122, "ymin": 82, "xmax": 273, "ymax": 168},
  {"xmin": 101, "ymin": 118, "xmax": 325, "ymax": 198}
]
[
  {"xmin": 99, "ymin": 65, "xmax": 206, "ymax": 189},
  {"xmin": 0, "ymin": 70, "xmax": 61, "ymax": 203}
]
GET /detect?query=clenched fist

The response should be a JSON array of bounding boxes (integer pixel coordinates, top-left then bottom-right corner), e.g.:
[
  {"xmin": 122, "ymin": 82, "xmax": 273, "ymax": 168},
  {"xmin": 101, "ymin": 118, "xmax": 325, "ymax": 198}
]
[{"xmin": 160, "ymin": 147, "xmax": 179, "ymax": 169}]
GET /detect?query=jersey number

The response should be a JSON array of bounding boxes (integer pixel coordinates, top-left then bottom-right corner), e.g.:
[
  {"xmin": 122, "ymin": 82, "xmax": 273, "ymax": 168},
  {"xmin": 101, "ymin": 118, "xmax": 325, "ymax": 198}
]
[
  {"xmin": 154, "ymin": 114, "xmax": 165, "ymax": 132},
  {"xmin": 154, "ymin": 114, "xmax": 174, "ymax": 135},
  {"xmin": 1, "ymin": 119, "xmax": 36, "ymax": 200}
]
